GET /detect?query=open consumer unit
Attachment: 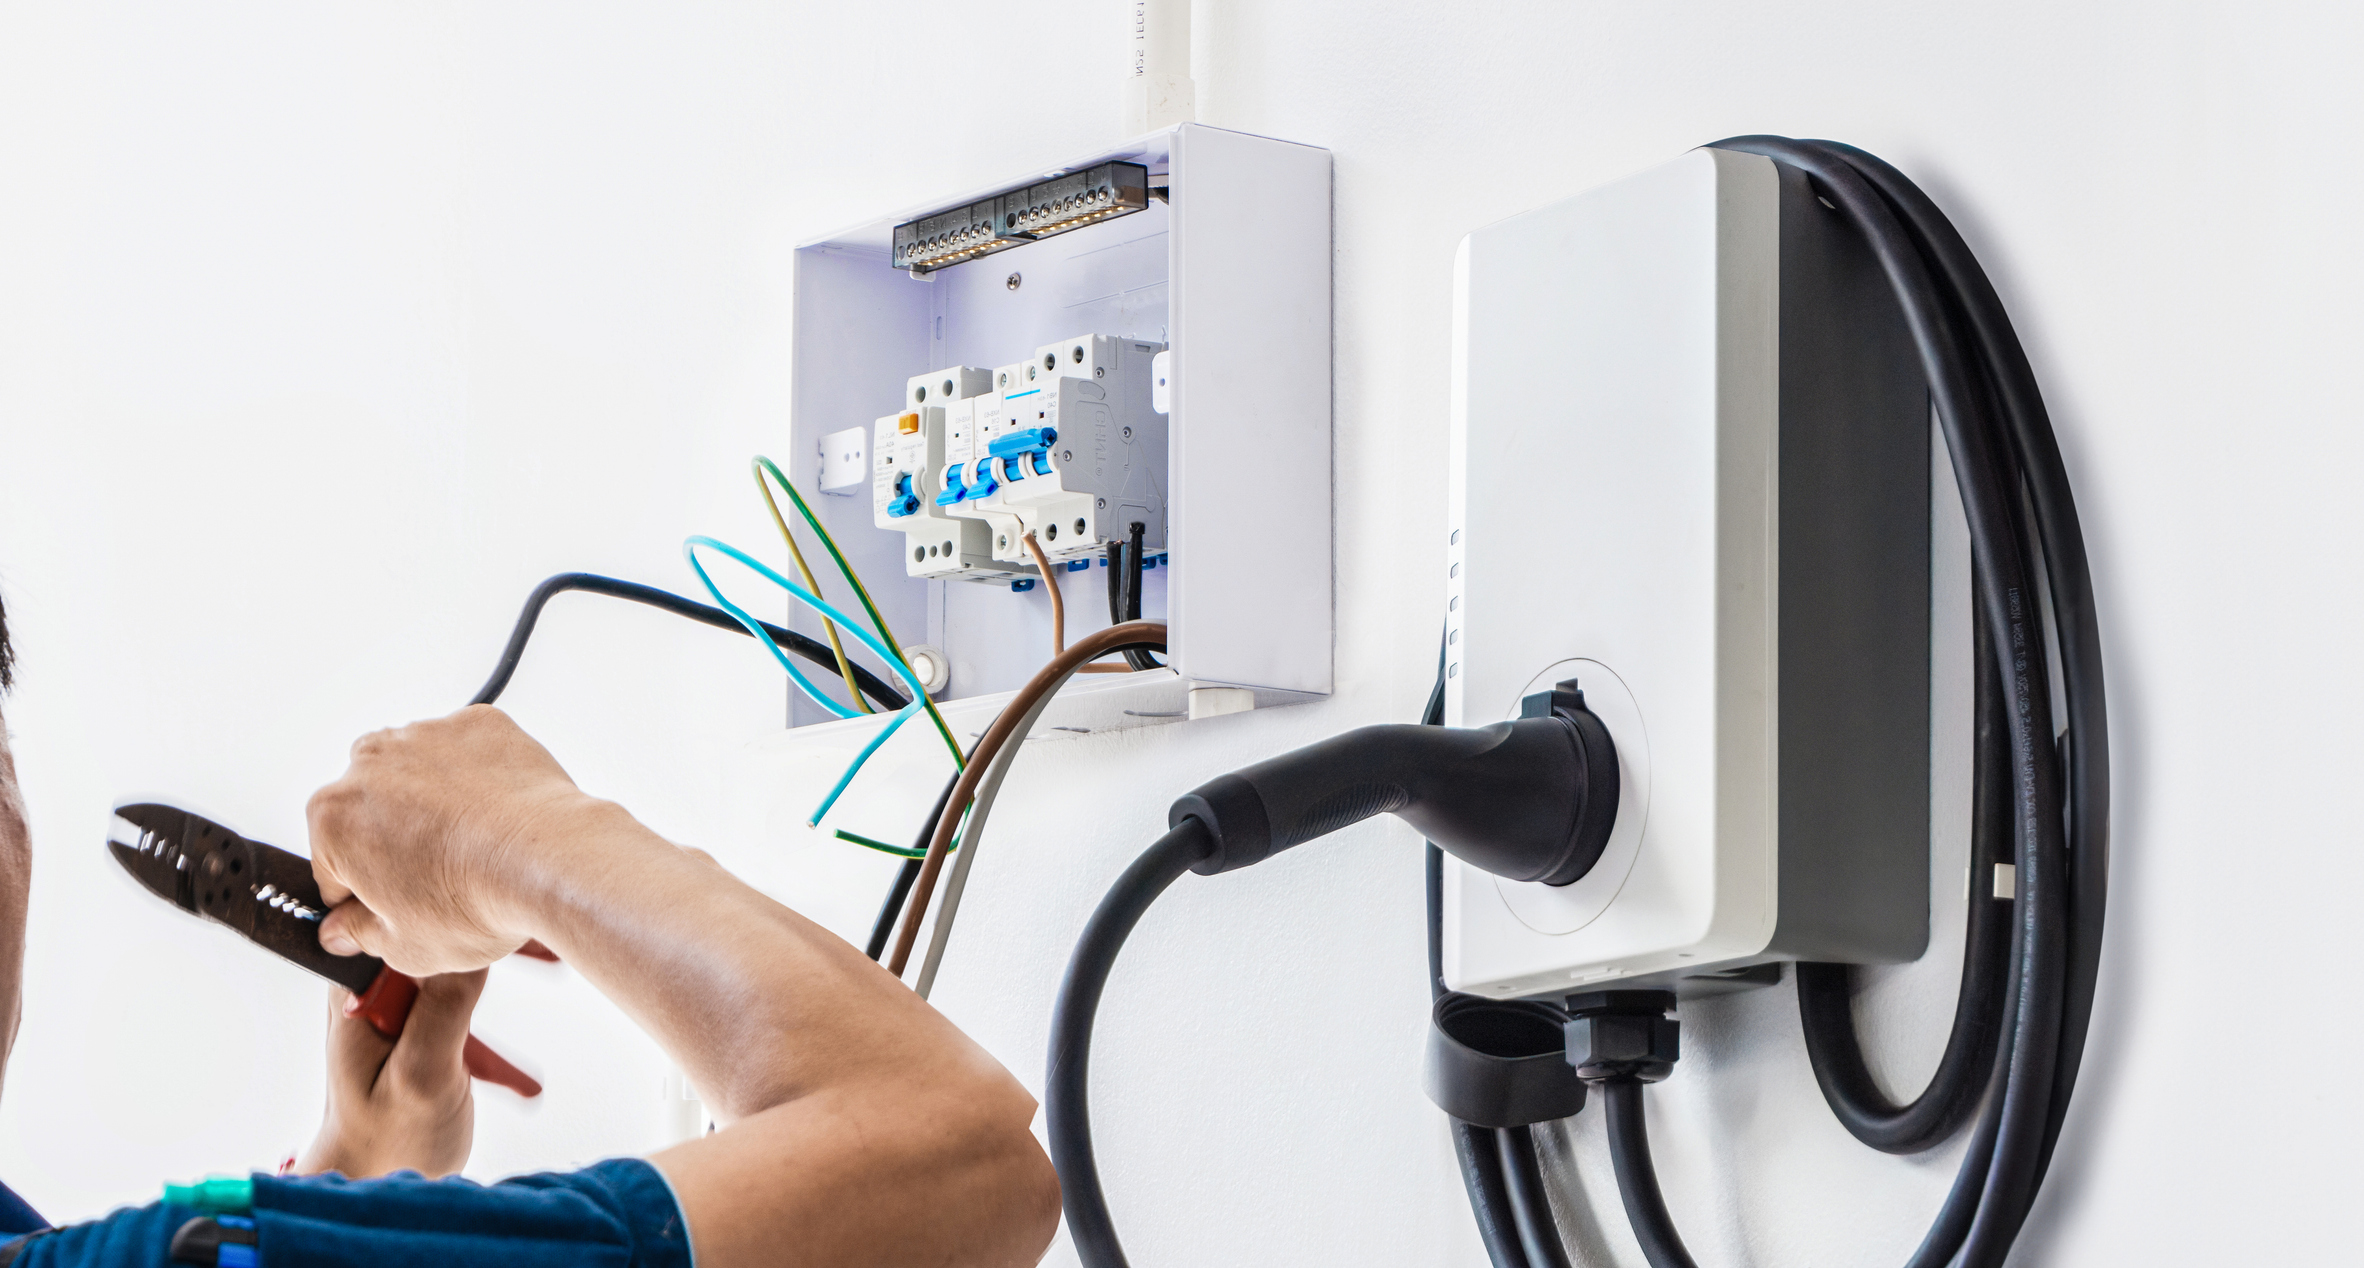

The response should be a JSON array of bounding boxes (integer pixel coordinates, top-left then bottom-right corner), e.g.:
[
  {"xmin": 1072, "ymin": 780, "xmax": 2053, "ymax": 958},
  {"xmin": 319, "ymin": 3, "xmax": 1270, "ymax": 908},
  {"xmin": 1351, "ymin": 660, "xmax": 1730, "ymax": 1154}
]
[{"xmin": 782, "ymin": 123, "xmax": 1332, "ymax": 738}]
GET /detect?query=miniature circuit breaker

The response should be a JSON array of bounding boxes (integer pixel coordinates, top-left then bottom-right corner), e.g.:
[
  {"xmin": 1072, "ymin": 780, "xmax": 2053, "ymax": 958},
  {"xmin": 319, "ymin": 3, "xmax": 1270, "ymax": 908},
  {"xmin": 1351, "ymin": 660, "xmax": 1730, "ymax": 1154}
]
[
  {"xmin": 876, "ymin": 334, "xmax": 1168, "ymax": 572},
  {"xmin": 950, "ymin": 334, "xmax": 1168, "ymax": 566},
  {"xmin": 874, "ymin": 367, "xmax": 1025, "ymax": 582}
]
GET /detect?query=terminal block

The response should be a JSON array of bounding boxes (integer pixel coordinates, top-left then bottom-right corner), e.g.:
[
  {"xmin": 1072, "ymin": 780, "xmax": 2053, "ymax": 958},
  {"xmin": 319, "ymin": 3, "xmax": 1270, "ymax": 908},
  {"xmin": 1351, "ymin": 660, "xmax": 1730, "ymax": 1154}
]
[
  {"xmin": 873, "ymin": 366, "xmax": 1024, "ymax": 583},
  {"xmin": 891, "ymin": 162, "xmax": 1151, "ymax": 275}
]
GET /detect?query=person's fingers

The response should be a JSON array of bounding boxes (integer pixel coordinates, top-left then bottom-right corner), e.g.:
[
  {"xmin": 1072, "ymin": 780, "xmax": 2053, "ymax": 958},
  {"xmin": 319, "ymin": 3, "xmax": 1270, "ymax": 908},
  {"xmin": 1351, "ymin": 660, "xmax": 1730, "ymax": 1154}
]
[
  {"xmin": 324, "ymin": 987, "xmax": 395, "ymax": 1097},
  {"xmin": 312, "ymin": 847, "xmax": 354, "ymax": 909},
  {"xmin": 390, "ymin": 968, "xmax": 489, "ymax": 1088},
  {"xmin": 307, "ymin": 781, "xmax": 358, "ymax": 907},
  {"xmin": 513, "ymin": 939, "xmax": 559, "ymax": 962},
  {"xmin": 319, "ymin": 899, "xmax": 386, "ymax": 959}
]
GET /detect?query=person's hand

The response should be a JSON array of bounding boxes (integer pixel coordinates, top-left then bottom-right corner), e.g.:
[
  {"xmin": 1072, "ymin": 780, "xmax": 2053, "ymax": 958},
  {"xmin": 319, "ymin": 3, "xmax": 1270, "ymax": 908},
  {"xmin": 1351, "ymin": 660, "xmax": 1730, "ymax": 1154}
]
[
  {"xmin": 292, "ymin": 970, "xmax": 487, "ymax": 1179},
  {"xmin": 310, "ymin": 705, "xmax": 606, "ymax": 976}
]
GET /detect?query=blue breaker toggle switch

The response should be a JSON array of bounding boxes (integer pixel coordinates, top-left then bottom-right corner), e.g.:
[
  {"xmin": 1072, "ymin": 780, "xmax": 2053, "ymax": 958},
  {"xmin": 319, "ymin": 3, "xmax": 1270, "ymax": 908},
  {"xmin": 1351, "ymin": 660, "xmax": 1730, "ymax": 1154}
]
[
  {"xmin": 988, "ymin": 426, "xmax": 1056, "ymax": 459},
  {"xmin": 888, "ymin": 473, "xmax": 920, "ymax": 518},
  {"xmin": 970, "ymin": 457, "xmax": 999, "ymax": 498}
]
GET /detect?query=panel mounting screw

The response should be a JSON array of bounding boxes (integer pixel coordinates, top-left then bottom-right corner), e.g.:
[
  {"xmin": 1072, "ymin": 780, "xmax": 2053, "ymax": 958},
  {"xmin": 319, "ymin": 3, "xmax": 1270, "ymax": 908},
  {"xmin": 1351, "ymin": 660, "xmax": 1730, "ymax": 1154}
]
[{"xmin": 1005, "ymin": 272, "xmax": 1023, "ymax": 291}]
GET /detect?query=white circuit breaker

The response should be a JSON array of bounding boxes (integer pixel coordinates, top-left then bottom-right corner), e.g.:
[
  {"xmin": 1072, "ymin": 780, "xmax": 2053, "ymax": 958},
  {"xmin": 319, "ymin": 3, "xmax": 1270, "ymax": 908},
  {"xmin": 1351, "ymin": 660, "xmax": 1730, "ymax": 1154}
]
[
  {"xmin": 874, "ymin": 367, "xmax": 1025, "ymax": 582},
  {"xmin": 892, "ymin": 334, "xmax": 1167, "ymax": 569}
]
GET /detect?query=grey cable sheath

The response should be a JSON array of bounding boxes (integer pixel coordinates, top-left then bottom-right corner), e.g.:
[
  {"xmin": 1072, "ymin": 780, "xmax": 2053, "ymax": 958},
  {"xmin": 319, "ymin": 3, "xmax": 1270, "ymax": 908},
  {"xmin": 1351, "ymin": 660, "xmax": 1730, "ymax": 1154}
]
[{"xmin": 913, "ymin": 684, "xmax": 1060, "ymax": 998}]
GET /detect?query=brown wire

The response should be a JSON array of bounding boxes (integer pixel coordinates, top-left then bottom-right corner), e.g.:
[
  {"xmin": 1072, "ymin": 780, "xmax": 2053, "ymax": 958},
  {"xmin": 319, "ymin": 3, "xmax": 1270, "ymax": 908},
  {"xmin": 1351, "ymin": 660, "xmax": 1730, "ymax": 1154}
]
[
  {"xmin": 1022, "ymin": 532, "xmax": 1065, "ymax": 656},
  {"xmin": 1026, "ymin": 531, "xmax": 1139, "ymax": 674},
  {"xmin": 886, "ymin": 619, "xmax": 1169, "ymax": 976}
]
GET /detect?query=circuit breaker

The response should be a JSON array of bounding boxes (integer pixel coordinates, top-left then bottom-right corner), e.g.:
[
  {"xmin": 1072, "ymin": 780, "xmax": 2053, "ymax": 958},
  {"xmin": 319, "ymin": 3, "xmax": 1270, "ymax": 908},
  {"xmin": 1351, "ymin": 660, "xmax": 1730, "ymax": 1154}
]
[
  {"xmin": 898, "ymin": 334, "xmax": 1166, "ymax": 569},
  {"xmin": 874, "ymin": 366, "xmax": 1024, "ymax": 583}
]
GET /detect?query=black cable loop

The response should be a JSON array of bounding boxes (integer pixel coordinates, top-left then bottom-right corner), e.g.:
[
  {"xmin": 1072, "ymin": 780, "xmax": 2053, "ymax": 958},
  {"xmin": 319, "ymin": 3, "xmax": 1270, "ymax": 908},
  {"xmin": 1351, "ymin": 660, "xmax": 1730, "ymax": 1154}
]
[
  {"xmin": 1794, "ymin": 581, "xmax": 2015, "ymax": 1153},
  {"xmin": 1816, "ymin": 142, "xmax": 2112, "ymax": 1186},
  {"xmin": 1569, "ymin": 134, "xmax": 2094, "ymax": 1268}
]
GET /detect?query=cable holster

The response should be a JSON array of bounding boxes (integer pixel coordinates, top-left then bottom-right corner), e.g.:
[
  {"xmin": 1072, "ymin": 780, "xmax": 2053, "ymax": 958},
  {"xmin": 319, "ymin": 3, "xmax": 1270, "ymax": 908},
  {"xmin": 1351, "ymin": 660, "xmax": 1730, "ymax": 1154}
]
[{"xmin": 1425, "ymin": 994, "xmax": 1588, "ymax": 1128}]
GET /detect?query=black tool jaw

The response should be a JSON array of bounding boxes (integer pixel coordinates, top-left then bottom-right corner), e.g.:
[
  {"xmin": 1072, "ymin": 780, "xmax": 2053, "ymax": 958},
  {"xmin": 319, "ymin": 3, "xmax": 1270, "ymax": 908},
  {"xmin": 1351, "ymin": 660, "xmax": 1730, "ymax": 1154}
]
[{"xmin": 109, "ymin": 802, "xmax": 384, "ymax": 996}]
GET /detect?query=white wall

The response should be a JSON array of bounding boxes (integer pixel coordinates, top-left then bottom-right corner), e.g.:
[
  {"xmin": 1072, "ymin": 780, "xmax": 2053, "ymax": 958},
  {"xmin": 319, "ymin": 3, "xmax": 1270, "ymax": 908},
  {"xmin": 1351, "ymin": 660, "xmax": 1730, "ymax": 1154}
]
[{"xmin": 0, "ymin": 2, "xmax": 2357, "ymax": 1264}]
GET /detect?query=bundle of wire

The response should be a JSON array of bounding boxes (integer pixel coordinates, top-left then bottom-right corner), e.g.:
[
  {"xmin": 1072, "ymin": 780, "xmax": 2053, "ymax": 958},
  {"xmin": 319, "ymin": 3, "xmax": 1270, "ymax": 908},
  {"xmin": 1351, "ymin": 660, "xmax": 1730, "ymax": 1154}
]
[
  {"xmin": 465, "ymin": 457, "xmax": 1168, "ymax": 990},
  {"xmin": 881, "ymin": 619, "xmax": 1169, "ymax": 996}
]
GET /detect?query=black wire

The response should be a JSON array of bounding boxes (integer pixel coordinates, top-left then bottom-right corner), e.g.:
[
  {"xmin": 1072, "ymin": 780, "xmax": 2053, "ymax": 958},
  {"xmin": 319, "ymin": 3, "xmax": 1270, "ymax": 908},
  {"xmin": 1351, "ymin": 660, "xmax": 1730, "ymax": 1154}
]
[
  {"xmin": 1601, "ymin": 1081, "xmax": 1699, "ymax": 1268},
  {"xmin": 867, "ymin": 859, "xmax": 922, "ymax": 963},
  {"xmin": 1104, "ymin": 542, "xmax": 1125, "ymax": 624},
  {"xmin": 1497, "ymin": 1126, "xmax": 1574, "ymax": 1268},
  {"xmin": 1795, "ymin": 581, "xmax": 2015, "ymax": 1153},
  {"xmin": 469, "ymin": 572, "xmax": 908, "ymax": 711},
  {"xmin": 1119, "ymin": 523, "xmax": 1161, "ymax": 672},
  {"xmin": 864, "ymin": 770, "xmax": 962, "ymax": 961},
  {"xmin": 1452, "ymin": 1122, "xmax": 1533, "ymax": 1268},
  {"xmin": 1046, "ymin": 818, "xmax": 1217, "ymax": 1268}
]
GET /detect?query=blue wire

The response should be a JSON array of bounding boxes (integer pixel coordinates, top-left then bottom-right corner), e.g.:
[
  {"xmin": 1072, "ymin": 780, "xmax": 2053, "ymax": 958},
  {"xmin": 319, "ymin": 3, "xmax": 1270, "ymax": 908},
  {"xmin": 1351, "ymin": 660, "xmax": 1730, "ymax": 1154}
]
[
  {"xmin": 683, "ymin": 536, "xmax": 934, "ymax": 826},
  {"xmin": 685, "ymin": 541, "xmax": 860, "ymax": 719}
]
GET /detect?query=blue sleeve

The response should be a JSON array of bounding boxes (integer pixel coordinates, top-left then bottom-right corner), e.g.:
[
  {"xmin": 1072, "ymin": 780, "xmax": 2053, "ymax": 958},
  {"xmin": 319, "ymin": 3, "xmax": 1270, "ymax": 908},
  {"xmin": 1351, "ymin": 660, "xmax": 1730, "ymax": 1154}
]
[
  {"xmin": 0, "ymin": 1182, "xmax": 45, "ymax": 1237},
  {"xmin": 18, "ymin": 1159, "xmax": 691, "ymax": 1268}
]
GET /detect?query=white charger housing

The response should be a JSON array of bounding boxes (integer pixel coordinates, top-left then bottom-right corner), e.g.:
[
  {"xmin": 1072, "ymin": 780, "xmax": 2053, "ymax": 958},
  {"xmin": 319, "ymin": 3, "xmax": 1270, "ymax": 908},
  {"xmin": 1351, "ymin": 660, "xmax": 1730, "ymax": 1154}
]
[{"xmin": 1445, "ymin": 147, "xmax": 1933, "ymax": 1000}]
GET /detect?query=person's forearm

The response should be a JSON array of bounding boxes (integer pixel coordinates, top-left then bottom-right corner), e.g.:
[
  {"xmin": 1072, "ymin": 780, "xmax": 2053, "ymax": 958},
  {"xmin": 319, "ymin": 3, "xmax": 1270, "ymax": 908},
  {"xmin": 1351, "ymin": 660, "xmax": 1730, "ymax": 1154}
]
[
  {"xmin": 498, "ymin": 797, "xmax": 1058, "ymax": 1268},
  {"xmin": 496, "ymin": 796, "xmax": 982, "ymax": 1122}
]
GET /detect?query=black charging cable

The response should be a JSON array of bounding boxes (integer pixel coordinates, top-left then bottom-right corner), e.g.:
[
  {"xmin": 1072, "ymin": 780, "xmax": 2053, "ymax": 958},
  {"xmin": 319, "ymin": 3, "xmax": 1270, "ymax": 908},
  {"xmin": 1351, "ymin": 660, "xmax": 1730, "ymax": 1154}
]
[
  {"xmin": 470, "ymin": 571, "xmax": 924, "ymax": 960},
  {"xmin": 470, "ymin": 572, "xmax": 908, "ymax": 711}
]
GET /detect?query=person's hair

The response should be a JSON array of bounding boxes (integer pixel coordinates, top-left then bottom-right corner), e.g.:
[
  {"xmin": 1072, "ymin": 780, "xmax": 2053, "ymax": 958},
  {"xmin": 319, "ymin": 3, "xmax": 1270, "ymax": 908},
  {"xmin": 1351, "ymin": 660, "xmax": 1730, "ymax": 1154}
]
[{"xmin": 0, "ymin": 588, "xmax": 13, "ymax": 692}]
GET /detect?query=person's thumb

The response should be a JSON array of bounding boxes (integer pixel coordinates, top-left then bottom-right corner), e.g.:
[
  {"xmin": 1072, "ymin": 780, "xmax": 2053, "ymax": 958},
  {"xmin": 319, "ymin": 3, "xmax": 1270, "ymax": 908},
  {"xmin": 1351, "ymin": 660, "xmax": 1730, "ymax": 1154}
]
[
  {"xmin": 319, "ymin": 899, "xmax": 385, "ymax": 959},
  {"xmin": 324, "ymin": 986, "xmax": 395, "ymax": 1095}
]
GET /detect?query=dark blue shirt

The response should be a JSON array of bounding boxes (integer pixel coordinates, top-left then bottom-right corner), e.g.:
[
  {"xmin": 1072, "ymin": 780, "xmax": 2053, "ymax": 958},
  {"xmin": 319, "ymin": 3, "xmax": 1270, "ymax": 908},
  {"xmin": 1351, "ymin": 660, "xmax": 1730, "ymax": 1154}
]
[
  {"xmin": 4, "ymin": 1159, "xmax": 690, "ymax": 1268},
  {"xmin": 0, "ymin": 1182, "xmax": 42, "ymax": 1238}
]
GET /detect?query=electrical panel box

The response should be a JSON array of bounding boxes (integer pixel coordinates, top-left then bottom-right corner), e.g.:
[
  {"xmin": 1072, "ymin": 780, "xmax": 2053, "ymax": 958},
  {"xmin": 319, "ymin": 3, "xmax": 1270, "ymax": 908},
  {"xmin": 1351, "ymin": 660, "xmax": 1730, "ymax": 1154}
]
[
  {"xmin": 785, "ymin": 124, "xmax": 1331, "ymax": 735},
  {"xmin": 1445, "ymin": 147, "xmax": 1932, "ymax": 1000}
]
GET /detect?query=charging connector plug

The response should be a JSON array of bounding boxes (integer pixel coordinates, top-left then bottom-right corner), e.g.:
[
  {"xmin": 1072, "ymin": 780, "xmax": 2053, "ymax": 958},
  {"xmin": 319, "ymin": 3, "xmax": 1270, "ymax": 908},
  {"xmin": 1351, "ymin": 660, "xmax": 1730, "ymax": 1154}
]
[{"xmin": 1167, "ymin": 677, "xmax": 1619, "ymax": 885}]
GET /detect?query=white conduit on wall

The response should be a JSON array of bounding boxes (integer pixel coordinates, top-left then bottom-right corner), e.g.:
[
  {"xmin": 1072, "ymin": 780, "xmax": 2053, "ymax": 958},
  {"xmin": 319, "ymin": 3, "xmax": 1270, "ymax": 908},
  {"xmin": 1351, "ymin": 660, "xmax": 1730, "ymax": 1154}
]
[{"xmin": 1124, "ymin": 0, "xmax": 1196, "ymax": 135}]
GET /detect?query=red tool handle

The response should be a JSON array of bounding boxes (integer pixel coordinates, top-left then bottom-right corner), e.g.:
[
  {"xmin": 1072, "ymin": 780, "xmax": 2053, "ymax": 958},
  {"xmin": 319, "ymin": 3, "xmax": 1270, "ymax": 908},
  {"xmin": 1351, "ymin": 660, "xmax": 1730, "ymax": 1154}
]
[{"xmin": 352, "ymin": 968, "xmax": 543, "ymax": 1098}]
